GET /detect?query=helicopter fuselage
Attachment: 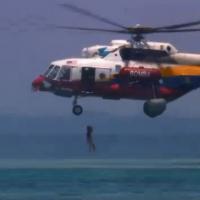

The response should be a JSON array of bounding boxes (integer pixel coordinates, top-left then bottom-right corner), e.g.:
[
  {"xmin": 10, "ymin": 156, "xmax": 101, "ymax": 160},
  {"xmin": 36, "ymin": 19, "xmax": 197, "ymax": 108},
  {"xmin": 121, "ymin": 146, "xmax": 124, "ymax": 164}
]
[{"xmin": 32, "ymin": 56, "xmax": 200, "ymax": 117}]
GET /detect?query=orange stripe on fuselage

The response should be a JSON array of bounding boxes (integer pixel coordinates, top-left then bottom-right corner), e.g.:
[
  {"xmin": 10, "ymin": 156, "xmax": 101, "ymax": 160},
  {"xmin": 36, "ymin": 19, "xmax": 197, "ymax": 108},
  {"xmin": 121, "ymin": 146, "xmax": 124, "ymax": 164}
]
[{"xmin": 161, "ymin": 66, "xmax": 200, "ymax": 77}]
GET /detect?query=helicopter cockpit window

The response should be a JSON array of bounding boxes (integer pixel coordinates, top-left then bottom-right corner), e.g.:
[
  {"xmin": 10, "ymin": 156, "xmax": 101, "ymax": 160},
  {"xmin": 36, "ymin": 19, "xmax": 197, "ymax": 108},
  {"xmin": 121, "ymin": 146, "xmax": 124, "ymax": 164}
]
[
  {"xmin": 45, "ymin": 65, "xmax": 60, "ymax": 79},
  {"xmin": 44, "ymin": 65, "xmax": 54, "ymax": 76},
  {"xmin": 58, "ymin": 67, "xmax": 71, "ymax": 81}
]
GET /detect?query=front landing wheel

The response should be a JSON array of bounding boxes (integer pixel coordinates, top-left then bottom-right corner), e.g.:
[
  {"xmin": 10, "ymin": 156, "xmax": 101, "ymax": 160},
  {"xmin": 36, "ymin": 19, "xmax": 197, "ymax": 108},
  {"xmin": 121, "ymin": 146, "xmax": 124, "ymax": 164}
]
[{"xmin": 72, "ymin": 105, "xmax": 83, "ymax": 116}]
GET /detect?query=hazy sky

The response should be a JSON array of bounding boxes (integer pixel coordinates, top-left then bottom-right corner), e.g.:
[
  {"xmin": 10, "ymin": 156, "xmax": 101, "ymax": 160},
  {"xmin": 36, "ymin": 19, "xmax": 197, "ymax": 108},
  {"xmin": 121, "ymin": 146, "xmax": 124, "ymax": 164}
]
[{"xmin": 1, "ymin": 0, "xmax": 200, "ymax": 119}]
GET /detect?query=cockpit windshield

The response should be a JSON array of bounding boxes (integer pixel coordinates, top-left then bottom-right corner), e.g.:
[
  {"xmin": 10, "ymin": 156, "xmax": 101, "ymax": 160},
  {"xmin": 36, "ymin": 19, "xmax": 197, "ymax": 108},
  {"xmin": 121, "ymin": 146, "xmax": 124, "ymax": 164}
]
[
  {"xmin": 44, "ymin": 65, "xmax": 60, "ymax": 79},
  {"xmin": 44, "ymin": 65, "xmax": 53, "ymax": 76}
]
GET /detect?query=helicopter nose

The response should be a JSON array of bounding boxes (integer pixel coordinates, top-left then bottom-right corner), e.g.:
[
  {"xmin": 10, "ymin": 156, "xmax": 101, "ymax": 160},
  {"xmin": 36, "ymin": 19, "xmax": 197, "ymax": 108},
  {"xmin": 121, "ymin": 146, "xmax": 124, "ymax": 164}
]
[{"xmin": 32, "ymin": 75, "xmax": 45, "ymax": 91}]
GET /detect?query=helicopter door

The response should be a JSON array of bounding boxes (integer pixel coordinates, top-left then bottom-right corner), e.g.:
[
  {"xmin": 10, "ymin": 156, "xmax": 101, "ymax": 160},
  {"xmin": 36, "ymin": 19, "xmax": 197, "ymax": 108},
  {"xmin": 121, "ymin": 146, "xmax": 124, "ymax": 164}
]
[{"xmin": 81, "ymin": 67, "xmax": 95, "ymax": 91}]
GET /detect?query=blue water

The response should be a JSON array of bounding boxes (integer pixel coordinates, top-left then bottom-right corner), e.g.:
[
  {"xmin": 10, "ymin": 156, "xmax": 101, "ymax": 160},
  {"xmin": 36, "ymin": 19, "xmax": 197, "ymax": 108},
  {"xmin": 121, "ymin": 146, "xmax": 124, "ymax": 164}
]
[{"xmin": 0, "ymin": 159, "xmax": 200, "ymax": 200}]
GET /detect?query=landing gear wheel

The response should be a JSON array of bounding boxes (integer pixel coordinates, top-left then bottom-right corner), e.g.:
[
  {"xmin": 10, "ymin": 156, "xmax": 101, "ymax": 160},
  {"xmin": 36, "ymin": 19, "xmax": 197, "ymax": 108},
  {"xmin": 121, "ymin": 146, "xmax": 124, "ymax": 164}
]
[{"xmin": 72, "ymin": 105, "xmax": 83, "ymax": 116}]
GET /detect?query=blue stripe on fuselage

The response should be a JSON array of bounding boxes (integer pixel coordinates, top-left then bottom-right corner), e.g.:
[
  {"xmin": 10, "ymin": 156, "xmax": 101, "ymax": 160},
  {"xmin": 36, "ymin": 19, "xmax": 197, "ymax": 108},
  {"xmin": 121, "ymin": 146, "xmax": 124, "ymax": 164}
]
[{"xmin": 162, "ymin": 76, "xmax": 200, "ymax": 90}]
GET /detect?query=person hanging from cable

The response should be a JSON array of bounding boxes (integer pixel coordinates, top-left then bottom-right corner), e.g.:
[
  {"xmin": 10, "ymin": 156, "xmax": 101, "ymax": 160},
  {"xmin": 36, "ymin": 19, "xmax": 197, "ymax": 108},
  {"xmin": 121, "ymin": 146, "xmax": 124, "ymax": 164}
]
[{"xmin": 86, "ymin": 125, "xmax": 96, "ymax": 152}]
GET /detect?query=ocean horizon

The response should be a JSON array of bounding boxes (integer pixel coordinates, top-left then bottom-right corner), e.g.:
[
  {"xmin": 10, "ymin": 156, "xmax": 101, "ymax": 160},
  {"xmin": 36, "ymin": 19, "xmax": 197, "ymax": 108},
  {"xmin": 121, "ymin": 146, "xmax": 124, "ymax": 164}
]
[
  {"xmin": 0, "ymin": 159, "xmax": 200, "ymax": 200},
  {"xmin": 0, "ymin": 158, "xmax": 200, "ymax": 169}
]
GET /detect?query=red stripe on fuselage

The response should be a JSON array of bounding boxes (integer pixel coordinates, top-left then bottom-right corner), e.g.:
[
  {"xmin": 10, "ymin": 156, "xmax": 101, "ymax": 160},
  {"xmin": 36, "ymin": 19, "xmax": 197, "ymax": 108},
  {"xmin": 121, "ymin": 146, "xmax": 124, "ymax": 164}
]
[{"xmin": 45, "ymin": 78, "xmax": 188, "ymax": 101}]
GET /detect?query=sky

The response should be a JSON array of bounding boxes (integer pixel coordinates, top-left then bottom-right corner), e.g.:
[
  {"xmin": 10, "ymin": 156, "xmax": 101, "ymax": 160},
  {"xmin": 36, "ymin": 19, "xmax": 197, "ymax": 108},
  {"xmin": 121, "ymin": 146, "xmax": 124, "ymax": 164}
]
[{"xmin": 1, "ymin": 0, "xmax": 200, "ymax": 158}]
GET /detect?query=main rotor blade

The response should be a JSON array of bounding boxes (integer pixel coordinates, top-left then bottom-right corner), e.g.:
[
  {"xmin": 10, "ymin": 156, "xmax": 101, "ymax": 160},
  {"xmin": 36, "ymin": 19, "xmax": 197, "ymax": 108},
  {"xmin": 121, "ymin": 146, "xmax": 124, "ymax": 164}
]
[
  {"xmin": 56, "ymin": 25, "xmax": 129, "ymax": 34},
  {"xmin": 155, "ymin": 28, "xmax": 200, "ymax": 33},
  {"xmin": 156, "ymin": 20, "xmax": 200, "ymax": 30},
  {"xmin": 60, "ymin": 3, "xmax": 127, "ymax": 30},
  {"xmin": 55, "ymin": 25, "xmax": 200, "ymax": 36}
]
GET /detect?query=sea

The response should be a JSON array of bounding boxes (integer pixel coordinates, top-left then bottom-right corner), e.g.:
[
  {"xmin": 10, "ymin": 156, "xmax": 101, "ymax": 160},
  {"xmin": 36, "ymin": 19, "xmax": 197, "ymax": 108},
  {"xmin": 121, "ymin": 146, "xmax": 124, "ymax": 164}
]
[{"xmin": 0, "ymin": 159, "xmax": 200, "ymax": 200}]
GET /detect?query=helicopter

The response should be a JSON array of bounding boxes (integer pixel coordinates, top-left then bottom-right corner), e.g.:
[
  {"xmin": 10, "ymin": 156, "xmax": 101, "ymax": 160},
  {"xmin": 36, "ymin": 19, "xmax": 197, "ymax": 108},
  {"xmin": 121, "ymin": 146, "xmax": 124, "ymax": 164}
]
[{"xmin": 32, "ymin": 3, "xmax": 200, "ymax": 118}]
